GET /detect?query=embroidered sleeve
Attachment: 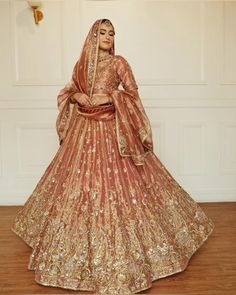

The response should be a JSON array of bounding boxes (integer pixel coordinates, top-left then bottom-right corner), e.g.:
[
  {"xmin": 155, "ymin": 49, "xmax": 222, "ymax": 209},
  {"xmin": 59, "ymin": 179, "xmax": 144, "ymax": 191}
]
[{"xmin": 116, "ymin": 55, "xmax": 139, "ymax": 97}]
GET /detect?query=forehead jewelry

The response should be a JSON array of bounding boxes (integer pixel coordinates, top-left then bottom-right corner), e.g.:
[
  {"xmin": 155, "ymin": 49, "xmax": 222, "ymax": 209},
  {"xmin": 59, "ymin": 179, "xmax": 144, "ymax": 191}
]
[{"xmin": 104, "ymin": 20, "xmax": 111, "ymax": 25}]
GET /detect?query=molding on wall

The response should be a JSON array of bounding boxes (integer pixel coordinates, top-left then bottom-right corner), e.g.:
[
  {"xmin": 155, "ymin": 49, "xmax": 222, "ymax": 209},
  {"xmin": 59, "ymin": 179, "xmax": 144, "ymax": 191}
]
[
  {"xmin": 219, "ymin": 122, "xmax": 236, "ymax": 174},
  {"xmin": 178, "ymin": 122, "xmax": 207, "ymax": 176},
  {"xmin": 10, "ymin": 0, "xmax": 66, "ymax": 86},
  {"xmin": 16, "ymin": 122, "xmax": 56, "ymax": 177},
  {"xmin": 219, "ymin": 1, "xmax": 236, "ymax": 85}
]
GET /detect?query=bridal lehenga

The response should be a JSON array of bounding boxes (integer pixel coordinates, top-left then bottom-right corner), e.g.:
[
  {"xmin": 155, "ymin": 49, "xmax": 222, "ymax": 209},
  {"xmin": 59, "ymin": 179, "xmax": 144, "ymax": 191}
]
[{"xmin": 11, "ymin": 19, "xmax": 214, "ymax": 295}]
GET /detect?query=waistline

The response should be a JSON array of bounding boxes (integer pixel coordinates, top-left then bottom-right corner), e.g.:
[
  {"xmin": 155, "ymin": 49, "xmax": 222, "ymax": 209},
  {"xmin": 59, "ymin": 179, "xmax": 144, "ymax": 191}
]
[{"xmin": 76, "ymin": 104, "xmax": 115, "ymax": 121}]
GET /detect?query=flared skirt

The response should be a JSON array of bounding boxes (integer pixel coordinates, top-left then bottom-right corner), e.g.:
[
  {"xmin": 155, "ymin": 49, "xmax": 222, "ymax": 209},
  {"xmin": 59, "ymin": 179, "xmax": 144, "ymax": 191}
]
[{"xmin": 12, "ymin": 111, "xmax": 214, "ymax": 295}]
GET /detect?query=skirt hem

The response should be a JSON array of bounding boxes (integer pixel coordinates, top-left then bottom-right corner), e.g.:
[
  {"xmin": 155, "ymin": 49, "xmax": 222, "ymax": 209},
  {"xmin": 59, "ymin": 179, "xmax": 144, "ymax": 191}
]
[
  {"xmin": 11, "ymin": 222, "xmax": 215, "ymax": 294},
  {"xmin": 133, "ymin": 222, "xmax": 214, "ymax": 294}
]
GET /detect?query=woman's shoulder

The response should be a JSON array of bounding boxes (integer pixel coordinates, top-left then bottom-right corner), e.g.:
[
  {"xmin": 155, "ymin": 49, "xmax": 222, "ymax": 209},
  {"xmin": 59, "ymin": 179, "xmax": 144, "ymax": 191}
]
[
  {"xmin": 113, "ymin": 55, "xmax": 131, "ymax": 69},
  {"xmin": 113, "ymin": 54, "xmax": 125, "ymax": 60}
]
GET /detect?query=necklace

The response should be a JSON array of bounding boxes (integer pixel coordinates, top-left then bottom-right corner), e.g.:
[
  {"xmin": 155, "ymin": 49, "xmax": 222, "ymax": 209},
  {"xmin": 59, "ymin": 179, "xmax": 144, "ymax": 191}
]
[{"xmin": 97, "ymin": 54, "xmax": 112, "ymax": 63}]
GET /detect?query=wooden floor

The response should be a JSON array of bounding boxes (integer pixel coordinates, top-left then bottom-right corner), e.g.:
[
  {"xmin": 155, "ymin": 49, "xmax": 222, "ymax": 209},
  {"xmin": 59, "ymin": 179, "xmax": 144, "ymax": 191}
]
[{"xmin": 0, "ymin": 203, "xmax": 235, "ymax": 295}]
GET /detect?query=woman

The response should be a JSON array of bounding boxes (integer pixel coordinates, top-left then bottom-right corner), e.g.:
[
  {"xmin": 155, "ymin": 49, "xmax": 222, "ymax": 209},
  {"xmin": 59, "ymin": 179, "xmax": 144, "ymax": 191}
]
[{"xmin": 12, "ymin": 19, "xmax": 214, "ymax": 295}]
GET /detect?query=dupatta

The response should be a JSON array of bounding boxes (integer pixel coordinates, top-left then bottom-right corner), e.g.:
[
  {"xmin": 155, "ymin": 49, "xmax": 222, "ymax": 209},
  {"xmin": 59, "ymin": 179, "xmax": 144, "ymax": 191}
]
[{"xmin": 56, "ymin": 19, "xmax": 153, "ymax": 166}]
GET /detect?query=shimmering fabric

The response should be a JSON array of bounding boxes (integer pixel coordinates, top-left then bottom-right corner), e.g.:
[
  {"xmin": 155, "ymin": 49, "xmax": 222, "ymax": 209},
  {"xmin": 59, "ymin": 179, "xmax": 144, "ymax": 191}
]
[
  {"xmin": 12, "ymin": 19, "xmax": 214, "ymax": 295},
  {"xmin": 55, "ymin": 19, "xmax": 152, "ymax": 165}
]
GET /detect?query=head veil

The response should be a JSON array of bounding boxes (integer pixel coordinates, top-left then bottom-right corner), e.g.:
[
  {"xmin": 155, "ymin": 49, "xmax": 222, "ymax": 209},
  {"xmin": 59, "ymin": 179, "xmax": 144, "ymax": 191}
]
[{"xmin": 55, "ymin": 19, "xmax": 114, "ymax": 144}]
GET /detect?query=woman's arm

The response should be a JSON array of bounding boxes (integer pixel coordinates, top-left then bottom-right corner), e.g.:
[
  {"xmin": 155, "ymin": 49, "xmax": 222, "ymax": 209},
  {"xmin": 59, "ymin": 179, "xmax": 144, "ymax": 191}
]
[
  {"xmin": 70, "ymin": 92, "xmax": 91, "ymax": 106},
  {"xmin": 115, "ymin": 55, "xmax": 139, "ymax": 97},
  {"xmin": 91, "ymin": 93, "xmax": 112, "ymax": 105}
]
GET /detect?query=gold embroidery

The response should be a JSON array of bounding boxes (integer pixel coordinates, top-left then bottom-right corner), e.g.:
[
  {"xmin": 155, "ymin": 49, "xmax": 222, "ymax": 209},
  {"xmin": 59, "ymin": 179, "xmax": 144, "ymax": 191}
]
[{"xmin": 12, "ymin": 53, "xmax": 214, "ymax": 295}]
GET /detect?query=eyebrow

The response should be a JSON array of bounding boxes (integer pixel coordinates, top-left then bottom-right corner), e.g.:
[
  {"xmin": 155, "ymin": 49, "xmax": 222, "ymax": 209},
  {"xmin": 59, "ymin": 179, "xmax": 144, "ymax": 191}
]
[{"xmin": 100, "ymin": 28, "xmax": 114, "ymax": 33}]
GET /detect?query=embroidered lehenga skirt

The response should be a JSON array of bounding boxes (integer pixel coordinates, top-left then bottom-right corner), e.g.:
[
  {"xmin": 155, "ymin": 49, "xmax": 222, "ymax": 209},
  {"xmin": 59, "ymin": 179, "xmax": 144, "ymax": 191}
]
[{"xmin": 12, "ymin": 104, "xmax": 214, "ymax": 295}]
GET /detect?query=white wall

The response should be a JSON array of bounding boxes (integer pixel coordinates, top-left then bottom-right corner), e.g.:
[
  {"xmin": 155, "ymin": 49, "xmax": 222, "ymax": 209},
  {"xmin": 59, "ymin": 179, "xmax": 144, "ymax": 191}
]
[{"xmin": 0, "ymin": 0, "xmax": 236, "ymax": 205}]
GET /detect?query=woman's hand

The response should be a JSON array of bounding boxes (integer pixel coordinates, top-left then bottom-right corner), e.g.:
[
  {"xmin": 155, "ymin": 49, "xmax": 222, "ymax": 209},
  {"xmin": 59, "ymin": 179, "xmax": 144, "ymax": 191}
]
[
  {"xmin": 71, "ymin": 92, "xmax": 91, "ymax": 106},
  {"xmin": 91, "ymin": 94, "xmax": 112, "ymax": 106}
]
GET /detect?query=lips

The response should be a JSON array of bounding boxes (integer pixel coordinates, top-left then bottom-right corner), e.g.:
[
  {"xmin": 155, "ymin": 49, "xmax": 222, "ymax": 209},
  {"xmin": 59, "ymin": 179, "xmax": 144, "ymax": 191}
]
[{"xmin": 103, "ymin": 41, "xmax": 110, "ymax": 44}]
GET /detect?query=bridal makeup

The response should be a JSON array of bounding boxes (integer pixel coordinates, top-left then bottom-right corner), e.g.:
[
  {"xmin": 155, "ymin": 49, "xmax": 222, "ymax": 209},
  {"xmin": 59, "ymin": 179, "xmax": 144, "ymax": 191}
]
[{"xmin": 98, "ymin": 23, "xmax": 115, "ymax": 52}]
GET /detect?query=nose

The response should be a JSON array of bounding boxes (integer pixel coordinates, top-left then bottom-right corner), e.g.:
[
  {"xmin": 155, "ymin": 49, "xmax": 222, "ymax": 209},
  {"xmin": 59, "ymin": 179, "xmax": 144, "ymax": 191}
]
[{"xmin": 105, "ymin": 32, "xmax": 111, "ymax": 39}]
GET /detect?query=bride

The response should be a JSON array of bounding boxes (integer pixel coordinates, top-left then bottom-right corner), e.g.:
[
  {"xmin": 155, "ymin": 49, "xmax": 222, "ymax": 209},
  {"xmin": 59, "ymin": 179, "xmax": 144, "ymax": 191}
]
[{"xmin": 12, "ymin": 19, "xmax": 214, "ymax": 295}]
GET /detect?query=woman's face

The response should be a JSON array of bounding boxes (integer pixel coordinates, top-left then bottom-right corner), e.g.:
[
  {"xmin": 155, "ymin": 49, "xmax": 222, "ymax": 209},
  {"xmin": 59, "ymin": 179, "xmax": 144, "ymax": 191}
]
[{"xmin": 98, "ymin": 22, "xmax": 115, "ymax": 52}]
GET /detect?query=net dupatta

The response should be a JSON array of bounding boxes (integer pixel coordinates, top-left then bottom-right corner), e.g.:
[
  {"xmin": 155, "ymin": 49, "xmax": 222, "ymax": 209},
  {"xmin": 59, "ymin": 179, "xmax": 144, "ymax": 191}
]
[
  {"xmin": 111, "ymin": 87, "xmax": 153, "ymax": 166},
  {"xmin": 55, "ymin": 19, "xmax": 114, "ymax": 145}
]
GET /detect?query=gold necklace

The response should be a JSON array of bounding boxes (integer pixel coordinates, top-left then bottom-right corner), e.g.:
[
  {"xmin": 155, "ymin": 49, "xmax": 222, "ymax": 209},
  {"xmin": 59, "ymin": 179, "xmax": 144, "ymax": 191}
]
[{"xmin": 98, "ymin": 54, "xmax": 112, "ymax": 63}]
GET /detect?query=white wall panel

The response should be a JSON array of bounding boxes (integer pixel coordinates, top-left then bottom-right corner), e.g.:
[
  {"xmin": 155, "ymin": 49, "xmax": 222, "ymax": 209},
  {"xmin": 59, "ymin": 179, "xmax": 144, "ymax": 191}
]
[
  {"xmin": 219, "ymin": 123, "xmax": 236, "ymax": 174},
  {"xmin": 220, "ymin": 1, "xmax": 236, "ymax": 85},
  {"xmin": 16, "ymin": 122, "xmax": 58, "ymax": 176},
  {"xmin": 179, "ymin": 122, "xmax": 206, "ymax": 176},
  {"xmin": 10, "ymin": 0, "xmax": 66, "ymax": 85}
]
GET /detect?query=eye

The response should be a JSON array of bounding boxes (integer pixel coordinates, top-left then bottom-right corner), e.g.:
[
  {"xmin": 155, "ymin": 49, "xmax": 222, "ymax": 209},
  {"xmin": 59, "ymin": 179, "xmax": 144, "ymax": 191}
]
[
  {"xmin": 109, "ymin": 32, "xmax": 114, "ymax": 36},
  {"xmin": 100, "ymin": 31, "xmax": 105, "ymax": 35}
]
